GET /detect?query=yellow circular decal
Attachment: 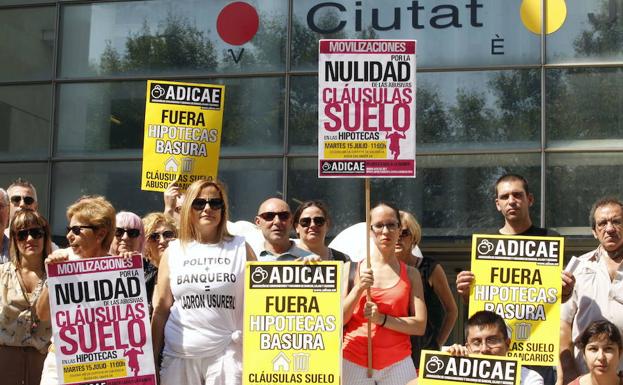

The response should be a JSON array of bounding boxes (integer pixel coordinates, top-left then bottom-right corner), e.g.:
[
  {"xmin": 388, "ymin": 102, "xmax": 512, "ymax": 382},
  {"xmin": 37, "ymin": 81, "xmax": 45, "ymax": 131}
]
[{"xmin": 520, "ymin": 0, "xmax": 567, "ymax": 34}]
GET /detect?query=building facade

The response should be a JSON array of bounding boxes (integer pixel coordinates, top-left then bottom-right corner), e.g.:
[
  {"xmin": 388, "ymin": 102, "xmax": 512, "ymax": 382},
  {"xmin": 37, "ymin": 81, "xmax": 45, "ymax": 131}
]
[{"xmin": 1, "ymin": 0, "xmax": 622, "ymax": 259}]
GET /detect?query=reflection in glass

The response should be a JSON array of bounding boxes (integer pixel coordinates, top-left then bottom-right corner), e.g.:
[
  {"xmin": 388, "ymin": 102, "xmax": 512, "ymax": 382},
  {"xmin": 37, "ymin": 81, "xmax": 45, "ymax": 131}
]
[
  {"xmin": 547, "ymin": 0, "xmax": 623, "ymax": 63},
  {"xmin": 60, "ymin": 0, "xmax": 287, "ymax": 77},
  {"xmin": 546, "ymin": 153, "xmax": 623, "ymax": 231},
  {"xmin": 547, "ymin": 68, "xmax": 623, "ymax": 146},
  {"xmin": 55, "ymin": 77, "xmax": 285, "ymax": 156},
  {"xmin": 288, "ymin": 158, "xmax": 363, "ymax": 237},
  {"xmin": 289, "ymin": 70, "xmax": 541, "ymax": 154},
  {"xmin": 292, "ymin": 0, "xmax": 540, "ymax": 70},
  {"xmin": 372, "ymin": 153, "xmax": 541, "ymax": 236},
  {"xmin": 0, "ymin": 7, "xmax": 55, "ymax": 81},
  {"xmin": 51, "ymin": 159, "xmax": 281, "ymax": 236},
  {"xmin": 0, "ymin": 85, "xmax": 51, "ymax": 159}
]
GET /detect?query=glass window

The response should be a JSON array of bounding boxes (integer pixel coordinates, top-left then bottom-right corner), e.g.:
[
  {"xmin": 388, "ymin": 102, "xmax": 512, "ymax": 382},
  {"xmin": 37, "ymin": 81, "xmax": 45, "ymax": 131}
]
[
  {"xmin": 546, "ymin": 68, "xmax": 623, "ymax": 148},
  {"xmin": 546, "ymin": 152, "xmax": 623, "ymax": 233},
  {"xmin": 0, "ymin": 7, "xmax": 55, "ymax": 82},
  {"xmin": 0, "ymin": 84, "xmax": 51, "ymax": 160},
  {"xmin": 287, "ymin": 157, "xmax": 364, "ymax": 237},
  {"xmin": 0, "ymin": 162, "xmax": 49, "ymax": 219},
  {"xmin": 59, "ymin": 0, "xmax": 287, "ymax": 78},
  {"xmin": 547, "ymin": 0, "xmax": 623, "ymax": 63},
  {"xmin": 292, "ymin": 0, "xmax": 540, "ymax": 70},
  {"xmin": 50, "ymin": 158, "xmax": 282, "ymax": 236},
  {"xmin": 55, "ymin": 77, "xmax": 285, "ymax": 156},
  {"xmin": 289, "ymin": 70, "xmax": 541, "ymax": 154},
  {"xmin": 371, "ymin": 153, "xmax": 541, "ymax": 236}
]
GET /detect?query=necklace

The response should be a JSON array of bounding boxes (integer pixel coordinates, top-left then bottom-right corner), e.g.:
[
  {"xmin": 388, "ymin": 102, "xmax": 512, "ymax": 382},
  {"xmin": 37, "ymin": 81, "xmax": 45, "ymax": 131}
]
[{"xmin": 14, "ymin": 264, "xmax": 46, "ymax": 333}]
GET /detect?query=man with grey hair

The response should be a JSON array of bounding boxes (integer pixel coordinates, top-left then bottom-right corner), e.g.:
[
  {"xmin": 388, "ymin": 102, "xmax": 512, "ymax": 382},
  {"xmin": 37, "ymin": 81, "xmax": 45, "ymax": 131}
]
[
  {"xmin": 560, "ymin": 197, "xmax": 623, "ymax": 384},
  {"xmin": 0, "ymin": 188, "xmax": 9, "ymax": 262}
]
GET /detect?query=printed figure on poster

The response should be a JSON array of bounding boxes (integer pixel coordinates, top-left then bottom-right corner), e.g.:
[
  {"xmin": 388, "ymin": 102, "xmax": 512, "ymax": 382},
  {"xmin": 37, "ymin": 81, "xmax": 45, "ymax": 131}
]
[
  {"xmin": 318, "ymin": 39, "xmax": 416, "ymax": 178},
  {"xmin": 418, "ymin": 350, "xmax": 521, "ymax": 385},
  {"xmin": 141, "ymin": 80, "xmax": 225, "ymax": 192},
  {"xmin": 243, "ymin": 262, "xmax": 342, "ymax": 385},
  {"xmin": 47, "ymin": 255, "xmax": 156, "ymax": 385},
  {"xmin": 468, "ymin": 234, "xmax": 564, "ymax": 366}
]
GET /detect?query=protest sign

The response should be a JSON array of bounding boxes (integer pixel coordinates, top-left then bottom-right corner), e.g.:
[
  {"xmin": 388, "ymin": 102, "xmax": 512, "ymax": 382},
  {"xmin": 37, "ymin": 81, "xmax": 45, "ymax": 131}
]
[
  {"xmin": 468, "ymin": 234, "xmax": 564, "ymax": 366},
  {"xmin": 318, "ymin": 39, "xmax": 416, "ymax": 178},
  {"xmin": 141, "ymin": 80, "xmax": 225, "ymax": 192},
  {"xmin": 419, "ymin": 350, "xmax": 520, "ymax": 385},
  {"xmin": 243, "ymin": 262, "xmax": 342, "ymax": 385},
  {"xmin": 47, "ymin": 255, "xmax": 156, "ymax": 385}
]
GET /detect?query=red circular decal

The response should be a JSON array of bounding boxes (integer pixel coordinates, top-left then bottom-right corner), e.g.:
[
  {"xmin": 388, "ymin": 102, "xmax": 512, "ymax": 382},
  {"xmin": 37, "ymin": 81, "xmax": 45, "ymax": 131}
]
[{"xmin": 217, "ymin": 2, "xmax": 259, "ymax": 46}]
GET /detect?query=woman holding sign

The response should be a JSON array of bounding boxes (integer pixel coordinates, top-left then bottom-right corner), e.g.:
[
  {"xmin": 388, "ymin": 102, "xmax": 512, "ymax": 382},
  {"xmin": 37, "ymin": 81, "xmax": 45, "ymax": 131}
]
[
  {"xmin": 151, "ymin": 179, "xmax": 256, "ymax": 385},
  {"xmin": 0, "ymin": 210, "xmax": 53, "ymax": 385},
  {"xmin": 37, "ymin": 195, "xmax": 116, "ymax": 385},
  {"xmin": 342, "ymin": 202, "xmax": 427, "ymax": 385}
]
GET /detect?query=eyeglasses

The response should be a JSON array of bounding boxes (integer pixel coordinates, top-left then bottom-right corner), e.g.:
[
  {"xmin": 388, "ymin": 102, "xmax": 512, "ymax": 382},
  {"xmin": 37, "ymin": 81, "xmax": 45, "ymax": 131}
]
[
  {"xmin": 467, "ymin": 336, "xmax": 505, "ymax": 349},
  {"xmin": 298, "ymin": 216, "xmax": 326, "ymax": 227},
  {"xmin": 10, "ymin": 195, "xmax": 35, "ymax": 205},
  {"xmin": 66, "ymin": 225, "xmax": 97, "ymax": 235},
  {"xmin": 370, "ymin": 222, "xmax": 399, "ymax": 232},
  {"xmin": 258, "ymin": 211, "xmax": 291, "ymax": 221},
  {"xmin": 191, "ymin": 198, "xmax": 224, "ymax": 211},
  {"xmin": 16, "ymin": 227, "xmax": 45, "ymax": 241},
  {"xmin": 148, "ymin": 230, "xmax": 176, "ymax": 241},
  {"xmin": 115, "ymin": 228, "xmax": 141, "ymax": 238}
]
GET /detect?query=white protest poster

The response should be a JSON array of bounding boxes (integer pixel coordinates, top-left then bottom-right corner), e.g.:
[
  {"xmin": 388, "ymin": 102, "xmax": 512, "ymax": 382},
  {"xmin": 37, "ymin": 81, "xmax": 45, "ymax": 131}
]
[
  {"xmin": 318, "ymin": 39, "xmax": 416, "ymax": 178},
  {"xmin": 47, "ymin": 255, "xmax": 156, "ymax": 385}
]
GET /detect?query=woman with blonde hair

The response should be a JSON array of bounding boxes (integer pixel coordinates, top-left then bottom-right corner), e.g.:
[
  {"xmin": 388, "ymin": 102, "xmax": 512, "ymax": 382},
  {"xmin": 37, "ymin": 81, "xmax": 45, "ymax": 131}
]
[
  {"xmin": 142, "ymin": 212, "xmax": 177, "ymax": 313},
  {"xmin": 0, "ymin": 210, "xmax": 53, "ymax": 385},
  {"xmin": 37, "ymin": 195, "xmax": 116, "ymax": 385},
  {"xmin": 396, "ymin": 211, "xmax": 457, "ymax": 368},
  {"xmin": 151, "ymin": 179, "xmax": 256, "ymax": 385}
]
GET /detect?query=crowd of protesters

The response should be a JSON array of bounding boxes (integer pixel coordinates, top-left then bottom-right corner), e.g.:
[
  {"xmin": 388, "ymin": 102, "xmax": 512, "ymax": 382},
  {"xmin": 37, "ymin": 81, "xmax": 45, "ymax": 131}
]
[{"xmin": 0, "ymin": 174, "xmax": 621, "ymax": 385}]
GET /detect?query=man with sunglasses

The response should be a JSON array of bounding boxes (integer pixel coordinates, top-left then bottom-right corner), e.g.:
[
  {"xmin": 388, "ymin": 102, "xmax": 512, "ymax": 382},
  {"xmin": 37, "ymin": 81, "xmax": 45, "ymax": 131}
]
[
  {"xmin": 0, "ymin": 188, "xmax": 9, "ymax": 263},
  {"xmin": 447, "ymin": 310, "xmax": 543, "ymax": 385},
  {"xmin": 6, "ymin": 178, "xmax": 38, "ymax": 223},
  {"xmin": 254, "ymin": 198, "xmax": 308, "ymax": 261}
]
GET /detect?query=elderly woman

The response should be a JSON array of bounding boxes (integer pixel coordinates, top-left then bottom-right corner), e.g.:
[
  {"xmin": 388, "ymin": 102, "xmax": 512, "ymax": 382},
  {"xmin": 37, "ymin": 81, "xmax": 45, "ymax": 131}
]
[
  {"xmin": 151, "ymin": 179, "xmax": 256, "ymax": 385},
  {"xmin": 110, "ymin": 210, "xmax": 145, "ymax": 255},
  {"xmin": 343, "ymin": 202, "xmax": 427, "ymax": 385},
  {"xmin": 396, "ymin": 211, "xmax": 457, "ymax": 367},
  {"xmin": 0, "ymin": 210, "xmax": 53, "ymax": 385},
  {"xmin": 37, "ymin": 195, "xmax": 116, "ymax": 385},
  {"xmin": 293, "ymin": 200, "xmax": 350, "ymax": 261},
  {"xmin": 142, "ymin": 212, "xmax": 177, "ymax": 313}
]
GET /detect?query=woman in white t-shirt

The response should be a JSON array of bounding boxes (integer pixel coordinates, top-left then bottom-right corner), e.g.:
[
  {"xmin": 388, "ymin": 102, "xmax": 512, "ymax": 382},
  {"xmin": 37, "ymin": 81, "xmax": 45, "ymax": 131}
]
[{"xmin": 151, "ymin": 179, "xmax": 256, "ymax": 385}]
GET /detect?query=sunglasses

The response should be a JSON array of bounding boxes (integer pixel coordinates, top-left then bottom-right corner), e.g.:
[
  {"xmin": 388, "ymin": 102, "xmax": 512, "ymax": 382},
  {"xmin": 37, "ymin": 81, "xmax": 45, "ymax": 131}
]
[
  {"xmin": 10, "ymin": 195, "xmax": 35, "ymax": 205},
  {"xmin": 191, "ymin": 198, "xmax": 224, "ymax": 211},
  {"xmin": 258, "ymin": 211, "xmax": 291, "ymax": 221},
  {"xmin": 67, "ymin": 225, "xmax": 97, "ymax": 235},
  {"xmin": 299, "ymin": 216, "xmax": 326, "ymax": 227},
  {"xmin": 148, "ymin": 231, "xmax": 176, "ymax": 241},
  {"xmin": 115, "ymin": 228, "xmax": 141, "ymax": 238},
  {"xmin": 16, "ymin": 227, "xmax": 45, "ymax": 241}
]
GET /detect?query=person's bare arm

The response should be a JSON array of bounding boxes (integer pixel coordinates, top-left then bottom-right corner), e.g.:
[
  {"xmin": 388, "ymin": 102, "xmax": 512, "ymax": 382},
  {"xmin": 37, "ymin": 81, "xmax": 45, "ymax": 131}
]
[
  {"xmin": 151, "ymin": 252, "xmax": 174, "ymax": 368},
  {"xmin": 343, "ymin": 265, "xmax": 372, "ymax": 324},
  {"xmin": 559, "ymin": 320, "xmax": 578, "ymax": 385},
  {"xmin": 246, "ymin": 243, "xmax": 257, "ymax": 261},
  {"xmin": 561, "ymin": 271, "xmax": 575, "ymax": 303},
  {"xmin": 430, "ymin": 264, "xmax": 458, "ymax": 346},
  {"xmin": 365, "ymin": 266, "xmax": 426, "ymax": 335}
]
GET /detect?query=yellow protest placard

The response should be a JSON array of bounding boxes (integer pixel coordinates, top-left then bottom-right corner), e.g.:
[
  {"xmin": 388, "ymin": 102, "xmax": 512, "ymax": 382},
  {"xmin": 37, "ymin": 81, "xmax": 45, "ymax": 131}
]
[
  {"xmin": 141, "ymin": 80, "xmax": 225, "ymax": 192},
  {"xmin": 419, "ymin": 350, "xmax": 521, "ymax": 385},
  {"xmin": 469, "ymin": 234, "xmax": 564, "ymax": 366},
  {"xmin": 243, "ymin": 262, "xmax": 342, "ymax": 385}
]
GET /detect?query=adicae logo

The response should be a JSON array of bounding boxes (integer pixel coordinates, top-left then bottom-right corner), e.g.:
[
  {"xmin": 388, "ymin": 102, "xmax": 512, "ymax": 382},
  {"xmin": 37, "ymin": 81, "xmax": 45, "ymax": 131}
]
[
  {"xmin": 217, "ymin": 2, "xmax": 259, "ymax": 45},
  {"xmin": 520, "ymin": 0, "xmax": 567, "ymax": 34}
]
